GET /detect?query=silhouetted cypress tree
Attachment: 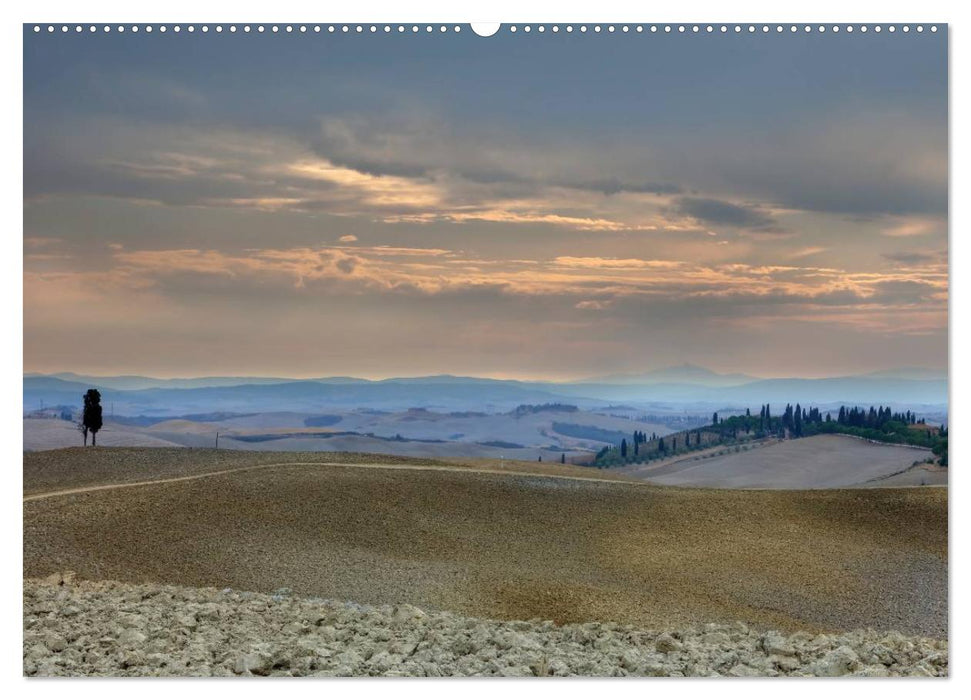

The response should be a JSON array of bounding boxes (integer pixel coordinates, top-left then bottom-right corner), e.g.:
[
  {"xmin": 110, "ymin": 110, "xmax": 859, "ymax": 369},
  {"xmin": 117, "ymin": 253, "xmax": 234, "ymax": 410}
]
[{"xmin": 82, "ymin": 389, "xmax": 103, "ymax": 447}]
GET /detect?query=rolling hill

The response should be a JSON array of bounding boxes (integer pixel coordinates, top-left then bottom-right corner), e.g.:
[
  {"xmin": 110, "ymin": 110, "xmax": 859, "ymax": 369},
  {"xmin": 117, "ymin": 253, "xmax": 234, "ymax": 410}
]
[
  {"xmin": 618, "ymin": 434, "xmax": 943, "ymax": 489},
  {"xmin": 24, "ymin": 366, "xmax": 947, "ymax": 419},
  {"xmin": 24, "ymin": 404, "xmax": 673, "ymax": 460},
  {"xmin": 23, "ymin": 448, "xmax": 947, "ymax": 638}
]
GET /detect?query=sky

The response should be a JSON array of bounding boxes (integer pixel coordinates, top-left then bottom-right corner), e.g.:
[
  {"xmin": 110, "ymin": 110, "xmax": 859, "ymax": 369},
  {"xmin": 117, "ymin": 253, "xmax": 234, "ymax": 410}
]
[{"xmin": 23, "ymin": 26, "xmax": 948, "ymax": 380}]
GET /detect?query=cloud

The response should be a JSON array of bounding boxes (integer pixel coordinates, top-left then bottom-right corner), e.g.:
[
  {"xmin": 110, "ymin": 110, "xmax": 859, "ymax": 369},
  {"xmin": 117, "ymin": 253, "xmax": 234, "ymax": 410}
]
[
  {"xmin": 575, "ymin": 300, "xmax": 612, "ymax": 310},
  {"xmin": 788, "ymin": 247, "xmax": 828, "ymax": 259},
  {"xmin": 23, "ymin": 119, "xmax": 678, "ymax": 233},
  {"xmin": 553, "ymin": 257, "xmax": 683, "ymax": 270},
  {"xmin": 312, "ymin": 116, "xmax": 683, "ymax": 197},
  {"xmin": 24, "ymin": 236, "xmax": 62, "ymax": 249},
  {"xmin": 24, "ymin": 235, "xmax": 948, "ymax": 379},
  {"xmin": 43, "ymin": 243, "xmax": 943, "ymax": 319},
  {"xmin": 868, "ymin": 279, "xmax": 944, "ymax": 304},
  {"xmin": 882, "ymin": 251, "xmax": 940, "ymax": 265},
  {"xmin": 552, "ymin": 177, "xmax": 682, "ymax": 197},
  {"xmin": 24, "ymin": 104, "xmax": 945, "ymax": 250},
  {"xmin": 391, "ymin": 210, "xmax": 644, "ymax": 232},
  {"xmin": 675, "ymin": 197, "xmax": 782, "ymax": 233},
  {"xmin": 880, "ymin": 218, "xmax": 941, "ymax": 237},
  {"xmin": 335, "ymin": 257, "xmax": 358, "ymax": 274},
  {"xmin": 21, "ymin": 33, "xmax": 948, "ymax": 379}
]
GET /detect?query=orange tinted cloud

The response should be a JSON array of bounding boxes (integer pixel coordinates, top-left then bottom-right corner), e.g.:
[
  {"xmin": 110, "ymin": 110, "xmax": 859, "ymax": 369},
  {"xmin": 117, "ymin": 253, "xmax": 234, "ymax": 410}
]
[{"xmin": 55, "ymin": 246, "xmax": 943, "ymax": 316}]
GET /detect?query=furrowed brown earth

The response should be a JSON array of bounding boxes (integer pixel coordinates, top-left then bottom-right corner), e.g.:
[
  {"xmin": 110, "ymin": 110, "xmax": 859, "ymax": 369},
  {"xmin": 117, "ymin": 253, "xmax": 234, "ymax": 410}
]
[
  {"xmin": 23, "ymin": 448, "xmax": 947, "ymax": 639},
  {"xmin": 23, "ymin": 447, "xmax": 638, "ymax": 497}
]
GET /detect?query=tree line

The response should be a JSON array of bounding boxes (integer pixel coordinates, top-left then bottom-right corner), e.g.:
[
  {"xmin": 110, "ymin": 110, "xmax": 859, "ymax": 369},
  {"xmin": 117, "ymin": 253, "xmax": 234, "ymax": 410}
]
[{"xmin": 593, "ymin": 402, "xmax": 947, "ymax": 468}]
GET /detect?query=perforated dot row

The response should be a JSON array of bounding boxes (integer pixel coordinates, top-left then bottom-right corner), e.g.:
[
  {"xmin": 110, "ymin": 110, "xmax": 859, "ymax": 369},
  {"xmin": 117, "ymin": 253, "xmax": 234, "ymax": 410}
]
[
  {"xmin": 31, "ymin": 24, "xmax": 465, "ymax": 34},
  {"xmin": 509, "ymin": 24, "xmax": 939, "ymax": 34},
  {"xmin": 30, "ymin": 24, "xmax": 941, "ymax": 35}
]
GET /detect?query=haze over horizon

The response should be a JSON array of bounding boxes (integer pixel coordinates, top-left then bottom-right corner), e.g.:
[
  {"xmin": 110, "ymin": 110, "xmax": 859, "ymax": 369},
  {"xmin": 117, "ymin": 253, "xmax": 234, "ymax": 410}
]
[
  {"xmin": 24, "ymin": 28, "xmax": 947, "ymax": 380},
  {"xmin": 23, "ymin": 362, "xmax": 947, "ymax": 385}
]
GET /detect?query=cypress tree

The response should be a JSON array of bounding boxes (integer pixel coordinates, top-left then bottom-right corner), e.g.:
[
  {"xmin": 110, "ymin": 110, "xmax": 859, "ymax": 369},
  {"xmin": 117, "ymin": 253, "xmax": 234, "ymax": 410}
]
[{"xmin": 82, "ymin": 389, "xmax": 103, "ymax": 447}]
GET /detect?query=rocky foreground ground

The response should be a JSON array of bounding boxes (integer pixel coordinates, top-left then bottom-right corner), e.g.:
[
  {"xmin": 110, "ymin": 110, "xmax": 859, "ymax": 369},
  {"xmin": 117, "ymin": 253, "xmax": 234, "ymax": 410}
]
[{"xmin": 24, "ymin": 575, "xmax": 947, "ymax": 678}]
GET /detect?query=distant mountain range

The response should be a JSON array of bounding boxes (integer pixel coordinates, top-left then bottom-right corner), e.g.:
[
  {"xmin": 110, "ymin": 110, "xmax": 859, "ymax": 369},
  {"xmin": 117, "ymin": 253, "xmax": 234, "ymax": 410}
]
[
  {"xmin": 584, "ymin": 364, "xmax": 756, "ymax": 387},
  {"xmin": 23, "ymin": 366, "xmax": 948, "ymax": 417},
  {"xmin": 861, "ymin": 367, "xmax": 948, "ymax": 381},
  {"xmin": 23, "ymin": 375, "xmax": 582, "ymax": 416},
  {"xmin": 23, "ymin": 372, "xmax": 366, "ymax": 391}
]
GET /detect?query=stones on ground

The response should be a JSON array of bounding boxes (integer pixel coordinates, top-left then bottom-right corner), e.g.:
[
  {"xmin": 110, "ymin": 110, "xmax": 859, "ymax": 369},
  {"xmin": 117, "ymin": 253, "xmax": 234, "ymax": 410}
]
[
  {"xmin": 118, "ymin": 628, "xmax": 148, "ymax": 647},
  {"xmin": 233, "ymin": 650, "xmax": 272, "ymax": 676},
  {"xmin": 25, "ymin": 643, "xmax": 50, "ymax": 663},
  {"xmin": 23, "ymin": 577, "xmax": 948, "ymax": 677},
  {"xmin": 854, "ymin": 665, "xmax": 889, "ymax": 677},
  {"xmin": 368, "ymin": 650, "xmax": 401, "ymax": 673},
  {"xmin": 43, "ymin": 634, "xmax": 67, "ymax": 652},
  {"xmin": 176, "ymin": 613, "xmax": 198, "ymax": 631},
  {"xmin": 42, "ymin": 570, "xmax": 77, "ymax": 587},
  {"xmin": 771, "ymin": 654, "xmax": 801, "ymax": 672},
  {"xmin": 655, "ymin": 633, "xmax": 681, "ymax": 653},
  {"xmin": 761, "ymin": 631, "xmax": 796, "ymax": 657},
  {"xmin": 811, "ymin": 646, "xmax": 861, "ymax": 676},
  {"xmin": 728, "ymin": 663, "xmax": 764, "ymax": 677},
  {"xmin": 391, "ymin": 603, "xmax": 426, "ymax": 625}
]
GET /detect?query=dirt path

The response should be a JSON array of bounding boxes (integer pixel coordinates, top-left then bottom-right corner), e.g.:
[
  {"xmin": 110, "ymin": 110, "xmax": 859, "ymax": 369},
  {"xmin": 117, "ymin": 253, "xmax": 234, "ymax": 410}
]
[{"xmin": 23, "ymin": 460, "xmax": 643, "ymax": 503}]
